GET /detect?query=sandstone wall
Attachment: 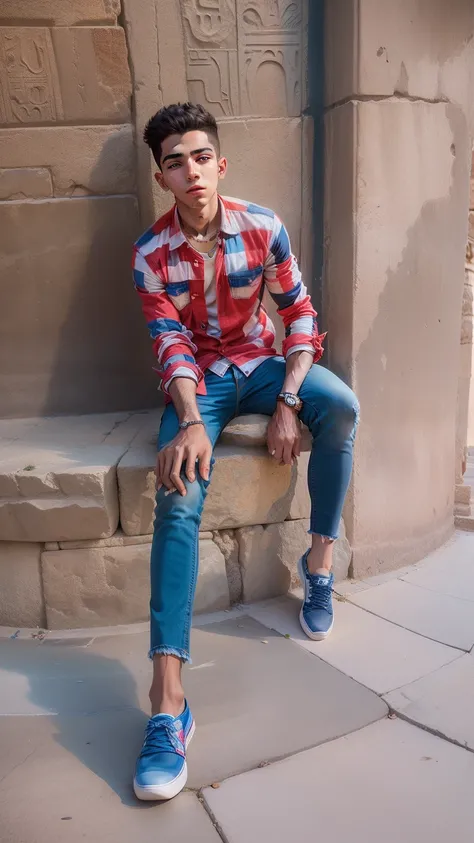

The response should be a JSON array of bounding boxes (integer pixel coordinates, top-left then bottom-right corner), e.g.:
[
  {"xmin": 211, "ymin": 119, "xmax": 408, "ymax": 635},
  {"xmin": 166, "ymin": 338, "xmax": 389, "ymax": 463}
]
[
  {"xmin": 0, "ymin": 1, "xmax": 312, "ymax": 418},
  {"xmin": 325, "ymin": 0, "xmax": 474, "ymax": 576}
]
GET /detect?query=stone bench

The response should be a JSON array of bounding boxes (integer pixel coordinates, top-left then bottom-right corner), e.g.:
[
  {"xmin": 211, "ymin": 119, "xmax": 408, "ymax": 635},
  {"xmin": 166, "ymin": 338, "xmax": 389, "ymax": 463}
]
[{"xmin": 0, "ymin": 411, "xmax": 350, "ymax": 630}]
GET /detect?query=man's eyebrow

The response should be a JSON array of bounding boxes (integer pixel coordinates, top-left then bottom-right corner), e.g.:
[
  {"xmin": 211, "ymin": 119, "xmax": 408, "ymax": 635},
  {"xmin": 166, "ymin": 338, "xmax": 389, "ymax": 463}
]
[{"xmin": 162, "ymin": 147, "xmax": 214, "ymax": 164}]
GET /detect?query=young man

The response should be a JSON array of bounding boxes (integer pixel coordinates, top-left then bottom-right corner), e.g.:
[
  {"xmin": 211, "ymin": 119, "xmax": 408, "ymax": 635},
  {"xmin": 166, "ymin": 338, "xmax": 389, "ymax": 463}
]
[{"xmin": 132, "ymin": 103, "xmax": 358, "ymax": 801}]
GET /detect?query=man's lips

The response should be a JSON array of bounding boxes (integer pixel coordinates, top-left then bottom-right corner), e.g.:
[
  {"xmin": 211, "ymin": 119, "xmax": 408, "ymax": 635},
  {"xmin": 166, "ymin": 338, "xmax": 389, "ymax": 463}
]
[{"xmin": 187, "ymin": 185, "xmax": 205, "ymax": 194}]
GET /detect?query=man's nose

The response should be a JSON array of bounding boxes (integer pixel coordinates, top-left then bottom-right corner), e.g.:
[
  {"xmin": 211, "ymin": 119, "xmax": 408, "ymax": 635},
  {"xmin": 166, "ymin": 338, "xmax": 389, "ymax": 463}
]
[{"xmin": 186, "ymin": 161, "xmax": 199, "ymax": 180}]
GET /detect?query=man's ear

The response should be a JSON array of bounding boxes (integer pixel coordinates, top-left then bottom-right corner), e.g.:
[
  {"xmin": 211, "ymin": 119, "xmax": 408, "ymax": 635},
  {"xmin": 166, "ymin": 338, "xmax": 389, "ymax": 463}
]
[
  {"xmin": 154, "ymin": 171, "xmax": 169, "ymax": 192},
  {"xmin": 217, "ymin": 157, "xmax": 227, "ymax": 180}
]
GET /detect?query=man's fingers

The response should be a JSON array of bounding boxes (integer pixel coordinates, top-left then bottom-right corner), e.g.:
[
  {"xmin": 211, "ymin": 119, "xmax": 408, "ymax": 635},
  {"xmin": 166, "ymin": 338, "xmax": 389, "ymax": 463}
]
[
  {"xmin": 170, "ymin": 451, "xmax": 186, "ymax": 496},
  {"xmin": 199, "ymin": 444, "xmax": 212, "ymax": 480},
  {"xmin": 161, "ymin": 451, "xmax": 176, "ymax": 492},
  {"xmin": 281, "ymin": 441, "xmax": 294, "ymax": 466},
  {"xmin": 293, "ymin": 437, "xmax": 301, "ymax": 458},
  {"xmin": 185, "ymin": 448, "xmax": 198, "ymax": 482}
]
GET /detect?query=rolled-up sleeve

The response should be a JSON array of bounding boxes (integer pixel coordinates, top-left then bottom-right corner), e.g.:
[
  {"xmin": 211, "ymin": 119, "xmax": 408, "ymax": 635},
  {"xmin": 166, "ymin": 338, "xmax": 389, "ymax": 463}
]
[
  {"xmin": 132, "ymin": 247, "xmax": 203, "ymax": 395},
  {"xmin": 263, "ymin": 216, "xmax": 325, "ymax": 361}
]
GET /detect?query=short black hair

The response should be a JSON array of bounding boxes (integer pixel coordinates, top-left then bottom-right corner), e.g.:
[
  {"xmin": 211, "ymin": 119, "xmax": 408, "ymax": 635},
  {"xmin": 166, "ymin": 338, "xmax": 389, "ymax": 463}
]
[{"xmin": 143, "ymin": 102, "xmax": 220, "ymax": 167}]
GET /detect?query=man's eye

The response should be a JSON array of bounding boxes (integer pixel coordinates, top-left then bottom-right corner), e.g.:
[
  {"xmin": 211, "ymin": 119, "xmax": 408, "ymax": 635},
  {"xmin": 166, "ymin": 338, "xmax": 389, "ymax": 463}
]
[
  {"xmin": 168, "ymin": 162, "xmax": 180, "ymax": 169},
  {"xmin": 197, "ymin": 156, "xmax": 211, "ymax": 163}
]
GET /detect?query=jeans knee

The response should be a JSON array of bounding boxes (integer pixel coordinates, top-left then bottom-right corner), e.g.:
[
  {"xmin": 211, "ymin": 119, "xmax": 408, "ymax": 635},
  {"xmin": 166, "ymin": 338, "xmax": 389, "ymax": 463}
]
[
  {"xmin": 154, "ymin": 475, "xmax": 205, "ymax": 522},
  {"xmin": 333, "ymin": 389, "xmax": 359, "ymax": 439}
]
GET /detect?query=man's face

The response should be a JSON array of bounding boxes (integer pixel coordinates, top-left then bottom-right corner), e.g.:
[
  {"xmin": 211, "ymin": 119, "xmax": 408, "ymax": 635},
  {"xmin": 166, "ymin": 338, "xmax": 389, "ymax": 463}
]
[{"xmin": 156, "ymin": 130, "xmax": 226, "ymax": 209}]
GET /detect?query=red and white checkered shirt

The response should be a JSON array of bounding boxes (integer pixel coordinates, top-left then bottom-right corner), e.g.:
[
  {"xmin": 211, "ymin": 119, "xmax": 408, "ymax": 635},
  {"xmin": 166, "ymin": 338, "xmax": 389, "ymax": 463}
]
[{"xmin": 132, "ymin": 195, "xmax": 325, "ymax": 396}]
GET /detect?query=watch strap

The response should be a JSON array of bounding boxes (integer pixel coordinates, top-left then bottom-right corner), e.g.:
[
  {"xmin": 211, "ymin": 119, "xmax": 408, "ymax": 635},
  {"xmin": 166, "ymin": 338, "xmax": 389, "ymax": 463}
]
[{"xmin": 179, "ymin": 419, "xmax": 205, "ymax": 430}]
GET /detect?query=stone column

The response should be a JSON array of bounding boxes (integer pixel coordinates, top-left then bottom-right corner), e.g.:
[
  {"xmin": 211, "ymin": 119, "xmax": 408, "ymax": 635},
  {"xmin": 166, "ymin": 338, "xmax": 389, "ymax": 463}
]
[{"xmin": 324, "ymin": 0, "xmax": 474, "ymax": 576}]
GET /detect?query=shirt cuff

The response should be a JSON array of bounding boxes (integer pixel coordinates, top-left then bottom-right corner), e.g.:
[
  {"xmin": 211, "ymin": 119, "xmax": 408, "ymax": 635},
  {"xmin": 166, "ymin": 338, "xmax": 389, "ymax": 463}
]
[{"xmin": 285, "ymin": 344, "xmax": 316, "ymax": 358}]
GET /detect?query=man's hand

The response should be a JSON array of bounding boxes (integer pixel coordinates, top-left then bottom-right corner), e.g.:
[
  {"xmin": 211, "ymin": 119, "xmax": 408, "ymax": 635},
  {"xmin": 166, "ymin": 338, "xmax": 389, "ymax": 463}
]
[
  {"xmin": 267, "ymin": 403, "xmax": 301, "ymax": 466},
  {"xmin": 157, "ymin": 425, "xmax": 212, "ymax": 496}
]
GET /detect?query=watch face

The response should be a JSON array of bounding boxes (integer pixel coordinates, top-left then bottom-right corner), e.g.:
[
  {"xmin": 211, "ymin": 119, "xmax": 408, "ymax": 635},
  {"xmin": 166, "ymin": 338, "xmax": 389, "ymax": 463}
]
[{"xmin": 286, "ymin": 395, "xmax": 297, "ymax": 407}]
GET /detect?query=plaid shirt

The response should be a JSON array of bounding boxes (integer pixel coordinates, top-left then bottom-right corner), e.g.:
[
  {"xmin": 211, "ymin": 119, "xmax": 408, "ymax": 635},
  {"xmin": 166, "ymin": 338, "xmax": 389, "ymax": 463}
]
[{"xmin": 132, "ymin": 195, "xmax": 325, "ymax": 396}]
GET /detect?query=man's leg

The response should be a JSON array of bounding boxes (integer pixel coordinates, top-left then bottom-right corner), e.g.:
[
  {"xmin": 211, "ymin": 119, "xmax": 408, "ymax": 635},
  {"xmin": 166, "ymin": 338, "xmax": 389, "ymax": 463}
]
[
  {"xmin": 134, "ymin": 371, "xmax": 236, "ymax": 801},
  {"xmin": 149, "ymin": 370, "xmax": 236, "ymax": 715},
  {"xmin": 240, "ymin": 357, "xmax": 359, "ymax": 637}
]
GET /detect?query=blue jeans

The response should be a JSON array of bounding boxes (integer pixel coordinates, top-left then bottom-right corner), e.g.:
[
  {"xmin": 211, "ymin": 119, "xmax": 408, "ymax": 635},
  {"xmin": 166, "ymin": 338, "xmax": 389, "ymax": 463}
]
[{"xmin": 150, "ymin": 357, "xmax": 359, "ymax": 662}]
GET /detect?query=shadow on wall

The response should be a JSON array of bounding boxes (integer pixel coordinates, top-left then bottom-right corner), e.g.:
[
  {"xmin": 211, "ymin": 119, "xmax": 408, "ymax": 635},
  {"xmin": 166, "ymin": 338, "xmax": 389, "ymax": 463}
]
[{"xmin": 43, "ymin": 132, "xmax": 160, "ymax": 416}]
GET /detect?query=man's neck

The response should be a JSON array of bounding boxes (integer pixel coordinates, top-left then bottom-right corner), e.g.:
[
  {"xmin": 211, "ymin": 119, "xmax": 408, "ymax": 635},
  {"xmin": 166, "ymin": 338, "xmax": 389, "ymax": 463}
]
[{"xmin": 176, "ymin": 192, "xmax": 220, "ymax": 236}]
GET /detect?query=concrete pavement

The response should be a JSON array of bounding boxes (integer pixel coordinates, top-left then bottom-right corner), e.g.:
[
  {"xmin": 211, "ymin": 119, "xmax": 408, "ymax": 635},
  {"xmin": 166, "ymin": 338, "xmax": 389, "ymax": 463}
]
[{"xmin": 1, "ymin": 531, "xmax": 473, "ymax": 841}]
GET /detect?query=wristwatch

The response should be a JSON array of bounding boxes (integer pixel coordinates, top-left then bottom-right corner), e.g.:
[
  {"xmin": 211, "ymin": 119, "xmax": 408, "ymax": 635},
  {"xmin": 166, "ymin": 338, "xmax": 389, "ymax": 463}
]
[
  {"xmin": 179, "ymin": 419, "xmax": 205, "ymax": 430},
  {"xmin": 277, "ymin": 392, "xmax": 303, "ymax": 412}
]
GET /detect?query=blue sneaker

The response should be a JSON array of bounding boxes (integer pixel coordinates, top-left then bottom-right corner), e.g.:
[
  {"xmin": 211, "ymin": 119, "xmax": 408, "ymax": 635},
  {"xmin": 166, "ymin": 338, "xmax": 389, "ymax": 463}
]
[
  {"xmin": 133, "ymin": 702, "xmax": 195, "ymax": 801},
  {"xmin": 297, "ymin": 551, "xmax": 334, "ymax": 640}
]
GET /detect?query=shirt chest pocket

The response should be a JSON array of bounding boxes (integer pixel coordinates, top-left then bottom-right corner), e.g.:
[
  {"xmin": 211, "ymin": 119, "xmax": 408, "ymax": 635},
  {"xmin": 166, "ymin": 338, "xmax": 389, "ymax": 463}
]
[
  {"xmin": 228, "ymin": 265, "xmax": 263, "ymax": 300},
  {"xmin": 166, "ymin": 280, "xmax": 191, "ymax": 311}
]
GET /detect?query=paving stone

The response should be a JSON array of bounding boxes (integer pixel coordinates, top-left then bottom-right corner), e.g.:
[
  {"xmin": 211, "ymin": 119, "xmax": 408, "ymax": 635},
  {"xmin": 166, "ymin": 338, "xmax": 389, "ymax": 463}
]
[
  {"xmin": 384, "ymin": 651, "xmax": 474, "ymax": 750},
  {"xmin": 0, "ymin": 542, "xmax": 45, "ymax": 628},
  {"xmin": 0, "ymin": 711, "xmax": 219, "ymax": 842},
  {"xmin": 0, "ymin": 445, "xmax": 122, "ymax": 542},
  {"xmin": 184, "ymin": 615, "xmax": 386, "ymax": 787},
  {"xmin": 41, "ymin": 537, "xmax": 228, "ymax": 629},
  {"xmin": 247, "ymin": 594, "xmax": 462, "ymax": 695},
  {"xmin": 350, "ymin": 578, "xmax": 474, "ymax": 650},
  {"xmin": 118, "ymin": 443, "xmax": 295, "ymax": 535},
  {"xmin": 399, "ymin": 532, "xmax": 474, "ymax": 601},
  {"xmin": 203, "ymin": 719, "xmax": 474, "ymax": 843}
]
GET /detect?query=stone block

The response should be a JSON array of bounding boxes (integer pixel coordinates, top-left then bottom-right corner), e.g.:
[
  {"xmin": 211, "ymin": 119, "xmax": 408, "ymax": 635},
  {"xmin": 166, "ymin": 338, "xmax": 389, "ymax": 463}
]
[
  {"xmin": 0, "ymin": 168, "xmax": 52, "ymax": 200},
  {"xmin": 455, "ymin": 483, "xmax": 471, "ymax": 506},
  {"xmin": 212, "ymin": 529, "xmax": 241, "ymax": 604},
  {"xmin": 51, "ymin": 27, "xmax": 131, "ymax": 123},
  {"xmin": 221, "ymin": 414, "xmax": 311, "ymax": 451},
  {"xmin": 0, "ymin": 26, "xmax": 130, "ymax": 126},
  {"xmin": 218, "ymin": 119, "xmax": 302, "ymax": 250},
  {"xmin": 0, "ymin": 125, "xmax": 135, "ymax": 197},
  {"xmin": 0, "ymin": 0, "xmax": 120, "ymax": 26},
  {"xmin": 0, "ymin": 446, "xmax": 122, "ymax": 542},
  {"xmin": 194, "ymin": 539, "xmax": 230, "ymax": 614},
  {"xmin": 0, "ymin": 542, "xmax": 45, "ymax": 627},
  {"xmin": 237, "ymin": 518, "xmax": 351, "ymax": 603},
  {"xmin": 41, "ymin": 536, "xmax": 229, "ymax": 628},
  {"xmin": 118, "ymin": 443, "xmax": 295, "ymax": 536},
  {"xmin": 325, "ymin": 0, "xmax": 474, "ymax": 117},
  {"xmin": 0, "ymin": 196, "xmax": 160, "ymax": 418}
]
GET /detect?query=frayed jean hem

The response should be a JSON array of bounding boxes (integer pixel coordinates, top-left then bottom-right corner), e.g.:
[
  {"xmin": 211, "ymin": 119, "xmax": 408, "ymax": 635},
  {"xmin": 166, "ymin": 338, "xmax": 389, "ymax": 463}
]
[
  {"xmin": 307, "ymin": 529, "xmax": 338, "ymax": 542},
  {"xmin": 148, "ymin": 645, "xmax": 191, "ymax": 664}
]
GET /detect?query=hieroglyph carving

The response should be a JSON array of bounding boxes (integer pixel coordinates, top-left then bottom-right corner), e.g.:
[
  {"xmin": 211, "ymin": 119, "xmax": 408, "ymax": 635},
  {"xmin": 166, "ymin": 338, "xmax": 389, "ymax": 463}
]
[
  {"xmin": 0, "ymin": 28, "xmax": 63, "ymax": 124},
  {"xmin": 238, "ymin": 0, "xmax": 302, "ymax": 117},
  {"xmin": 180, "ymin": 0, "xmax": 302, "ymax": 118}
]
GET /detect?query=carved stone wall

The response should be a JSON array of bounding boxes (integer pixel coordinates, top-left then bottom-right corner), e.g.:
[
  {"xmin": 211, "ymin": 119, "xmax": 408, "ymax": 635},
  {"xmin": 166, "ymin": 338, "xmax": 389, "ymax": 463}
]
[
  {"xmin": 0, "ymin": 2, "xmax": 158, "ymax": 417},
  {"xmin": 0, "ymin": 0, "xmax": 311, "ymax": 418}
]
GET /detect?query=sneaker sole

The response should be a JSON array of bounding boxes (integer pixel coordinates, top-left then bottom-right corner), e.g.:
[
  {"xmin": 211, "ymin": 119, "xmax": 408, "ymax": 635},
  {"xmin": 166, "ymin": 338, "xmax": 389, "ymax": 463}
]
[
  {"xmin": 133, "ymin": 720, "xmax": 195, "ymax": 802},
  {"xmin": 297, "ymin": 556, "xmax": 334, "ymax": 642}
]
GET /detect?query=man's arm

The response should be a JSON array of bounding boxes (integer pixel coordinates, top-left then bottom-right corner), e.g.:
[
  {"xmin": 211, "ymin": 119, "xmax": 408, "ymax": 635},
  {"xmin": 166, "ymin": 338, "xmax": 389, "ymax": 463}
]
[
  {"xmin": 263, "ymin": 216, "xmax": 324, "ymax": 465},
  {"xmin": 267, "ymin": 350, "xmax": 313, "ymax": 465},
  {"xmin": 133, "ymin": 246, "xmax": 203, "ymax": 394},
  {"xmin": 156, "ymin": 377, "xmax": 212, "ymax": 497},
  {"xmin": 133, "ymin": 247, "xmax": 211, "ymax": 494}
]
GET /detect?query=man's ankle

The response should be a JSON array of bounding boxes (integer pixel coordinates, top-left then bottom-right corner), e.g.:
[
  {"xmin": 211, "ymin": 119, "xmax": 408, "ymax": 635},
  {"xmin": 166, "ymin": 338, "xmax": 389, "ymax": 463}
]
[{"xmin": 150, "ymin": 691, "xmax": 185, "ymax": 718}]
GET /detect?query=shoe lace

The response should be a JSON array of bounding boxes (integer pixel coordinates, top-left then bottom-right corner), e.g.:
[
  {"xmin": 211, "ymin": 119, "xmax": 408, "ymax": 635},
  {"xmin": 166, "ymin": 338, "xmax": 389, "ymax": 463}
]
[
  {"xmin": 140, "ymin": 720, "xmax": 178, "ymax": 758},
  {"xmin": 307, "ymin": 575, "xmax": 332, "ymax": 611}
]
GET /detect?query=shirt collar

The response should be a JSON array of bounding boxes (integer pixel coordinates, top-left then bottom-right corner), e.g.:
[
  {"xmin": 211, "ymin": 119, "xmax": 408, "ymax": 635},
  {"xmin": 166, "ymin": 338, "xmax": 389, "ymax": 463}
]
[{"xmin": 168, "ymin": 195, "xmax": 240, "ymax": 250}]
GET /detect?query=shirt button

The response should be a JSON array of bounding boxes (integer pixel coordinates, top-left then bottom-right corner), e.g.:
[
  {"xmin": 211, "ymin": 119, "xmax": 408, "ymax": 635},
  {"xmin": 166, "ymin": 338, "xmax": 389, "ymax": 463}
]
[
  {"xmin": 193, "ymin": 260, "xmax": 199, "ymax": 266},
  {"xmin": 200, "ymin": 322, "xmax": 207, "ymax": 329}
]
